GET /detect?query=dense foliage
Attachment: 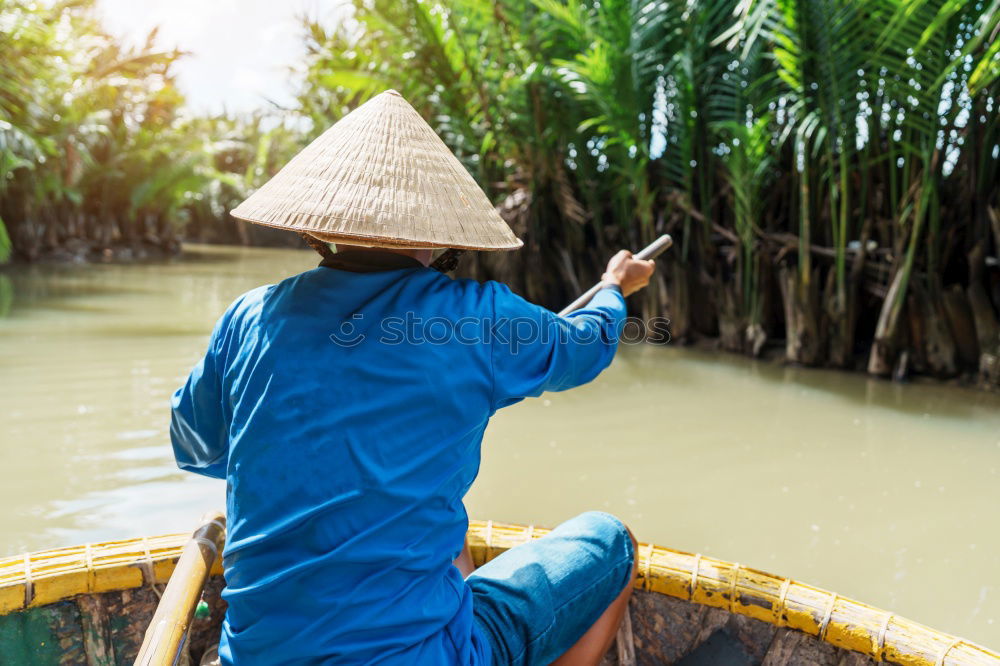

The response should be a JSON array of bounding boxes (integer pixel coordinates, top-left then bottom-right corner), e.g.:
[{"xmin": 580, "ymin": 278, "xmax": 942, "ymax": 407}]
[
  {"xmin": 1, "ymin": 0, "xmax": 999, "ymax": 386},
  {"xmin": 0, "ymin": 0, "xmax": 301, "ymax": 262},
  {"xmin": 297, "ymin": 0, "xmax": 1000, "ymax": 385}
]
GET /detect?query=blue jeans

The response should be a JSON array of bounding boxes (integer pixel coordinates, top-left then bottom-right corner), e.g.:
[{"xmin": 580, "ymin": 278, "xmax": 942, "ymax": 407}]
[{"xmin": 466, "ymin": 512, "xmax": 635, "ymax": 666}]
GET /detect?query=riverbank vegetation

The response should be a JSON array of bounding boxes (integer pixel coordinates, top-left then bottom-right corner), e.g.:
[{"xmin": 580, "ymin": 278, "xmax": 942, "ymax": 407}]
[
  {"xmin": 0, "ymin": 0, "xmax": 301, "ymax": 262},
  {"xmin": 297, "ymin": 0, "xmax": 1000, "ymax": 387},
  {"xmin": 1, "ymin": 0, "xmax": 999, "ymax": 387}
]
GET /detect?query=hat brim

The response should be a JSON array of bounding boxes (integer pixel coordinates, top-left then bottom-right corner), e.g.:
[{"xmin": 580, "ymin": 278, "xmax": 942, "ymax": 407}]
[{"xmin": 229, "ymin": 210, "xmax": 524, "ymax": 251}]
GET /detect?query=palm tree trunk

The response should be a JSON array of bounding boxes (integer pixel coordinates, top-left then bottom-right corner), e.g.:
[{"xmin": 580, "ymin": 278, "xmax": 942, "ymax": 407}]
[
  {"xmin": 968, "ymin": 242, "xmax": 1000, "ymax": 389},
  {"xmin": 779, "ymin": 264, "xmax": 822, "ymax": 365}
]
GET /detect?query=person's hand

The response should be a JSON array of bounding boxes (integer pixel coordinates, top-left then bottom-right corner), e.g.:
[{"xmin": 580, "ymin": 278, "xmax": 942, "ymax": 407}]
[{"xmin": 602, "ymin": 250, "xmax": 655, "ymax": 297}]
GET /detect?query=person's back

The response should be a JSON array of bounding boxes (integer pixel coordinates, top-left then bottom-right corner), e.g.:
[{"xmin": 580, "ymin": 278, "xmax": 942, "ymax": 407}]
[{"xmin": 173, "ymin": 257, "xmax": 629, "ymax": 663}]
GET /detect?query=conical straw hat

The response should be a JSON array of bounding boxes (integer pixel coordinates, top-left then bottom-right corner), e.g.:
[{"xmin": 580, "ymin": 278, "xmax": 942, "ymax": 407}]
[{"xmin": 231, "ymin": 90, "xmax": 523, "ymax": 251}]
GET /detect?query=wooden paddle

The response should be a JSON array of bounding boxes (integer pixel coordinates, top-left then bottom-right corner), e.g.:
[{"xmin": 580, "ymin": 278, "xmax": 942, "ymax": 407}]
[
  {"xmin": 432, "ymin": 235, "xmax": 673, "ymax": 310},
  {"xmin": 558, "ymin": 234, "xmax": 673, "ymax": 316},
  {"xmin": 135, "ymin": 512, "xmax": 226, "ymax": 666}
]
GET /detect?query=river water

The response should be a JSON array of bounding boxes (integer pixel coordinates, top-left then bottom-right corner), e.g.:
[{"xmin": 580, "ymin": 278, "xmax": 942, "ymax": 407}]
[{"xmin": 1, "ymin": 244, "xmax": 998, "ymax": 648}]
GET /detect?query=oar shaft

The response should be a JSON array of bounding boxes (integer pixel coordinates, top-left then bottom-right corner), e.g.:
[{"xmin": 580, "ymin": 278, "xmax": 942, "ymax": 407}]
[
  {"xmin": 557, "ymin": 234, "xmax": 672, "ymax": 316},
  {"xmin": 135, "ymin": 512, "xmax": 226, "ymax": 666}
]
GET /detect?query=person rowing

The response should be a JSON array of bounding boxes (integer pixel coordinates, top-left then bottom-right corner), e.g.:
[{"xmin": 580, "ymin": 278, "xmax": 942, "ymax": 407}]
[{"xmin": 170, "ymin": 89, "xmax": 658, "ymax": 665}]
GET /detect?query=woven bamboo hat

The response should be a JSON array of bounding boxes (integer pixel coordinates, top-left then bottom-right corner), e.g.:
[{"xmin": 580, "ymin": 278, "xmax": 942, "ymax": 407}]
[{"xmin": 230, "ymin": 90, "xmax": 522, "ymax": 251}]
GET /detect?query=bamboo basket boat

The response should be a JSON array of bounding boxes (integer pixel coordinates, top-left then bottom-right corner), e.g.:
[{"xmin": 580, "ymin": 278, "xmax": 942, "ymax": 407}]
[{"xmin": 0, "ymin": 519, "xmax": 997, "ymax": 666}]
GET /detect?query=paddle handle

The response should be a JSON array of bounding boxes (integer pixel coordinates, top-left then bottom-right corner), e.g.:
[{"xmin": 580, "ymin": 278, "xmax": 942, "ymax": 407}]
[
  {"xmin": 558, "ymin": 234, "xmax": 673, "ymax": 316},
  {"xmin": 135, "ymin": 512, "xmax": 226, "ymax": 666}
]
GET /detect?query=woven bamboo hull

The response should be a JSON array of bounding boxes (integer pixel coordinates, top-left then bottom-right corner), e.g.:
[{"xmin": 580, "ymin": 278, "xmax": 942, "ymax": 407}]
[
  {"xmin": 0, "ymin": 578, "xmax": 227, "ymax": 666},
  {"xmin": 1, "ymin": 520, "xmax": 998, "ymax": 666},
  {"xmin": 608, "ymin": 589, "xmax": 883, "ymax": 665}
]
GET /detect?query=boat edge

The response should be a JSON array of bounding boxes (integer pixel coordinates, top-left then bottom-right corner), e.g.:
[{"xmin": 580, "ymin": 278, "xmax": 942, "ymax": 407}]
[{"xmin": 0, "ymin": 520, "xmax": 996, "ymax": 666}]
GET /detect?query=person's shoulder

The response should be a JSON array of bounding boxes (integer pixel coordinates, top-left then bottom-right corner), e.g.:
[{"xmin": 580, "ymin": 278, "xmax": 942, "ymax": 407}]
[
  {"xmin": 478, "ymin": 280, "xmax": 543, "ymax": 313},
  {"xmin": 447, "ymin": 278, "xmax": 554, "ymax": 321},
  {"xmin": 236, "ymin": 267, "xmax": 327, "ymax": 308},
  {"xmin": 228, "ymin": 283, "xmax": 273, "ymax": 313},
  {"xmin": 403, "ymin": 272, "xmax": 502, "ymax": 316},
  {"xmin": 213, "ymin": 283, "xmax": 276, "ymax": 335},
  {"xmin": 430, "ymin": 274, "xmax": 506, "ymax": 301}
]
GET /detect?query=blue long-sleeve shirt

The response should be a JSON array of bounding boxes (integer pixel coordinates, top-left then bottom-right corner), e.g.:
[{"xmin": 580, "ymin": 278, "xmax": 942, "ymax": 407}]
[{"xmin": 170, "ymin": 253, "xmax": 626, "ymax": 665}]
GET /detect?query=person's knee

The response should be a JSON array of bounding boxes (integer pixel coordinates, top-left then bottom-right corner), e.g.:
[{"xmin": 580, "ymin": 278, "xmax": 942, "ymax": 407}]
[
  {"xmin": 618, "ymin": 521, "xmax": 639, "ymax": 583},
  {"xmin": 626, "ymin": 527, "xmax": 638, "ymax": 582},
  {"xmin": 572, "ymin": 510, "xmax": 629, "ymax": 539},
  {"xmin": 571, "ymin": 511, "xmax": 637, "ymax": 585}
]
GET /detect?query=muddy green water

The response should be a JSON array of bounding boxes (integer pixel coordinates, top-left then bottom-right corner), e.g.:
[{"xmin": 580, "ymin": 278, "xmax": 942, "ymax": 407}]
[{"xmin": 1, "ymin": 244, "xmax": 998, "ymax": 647}]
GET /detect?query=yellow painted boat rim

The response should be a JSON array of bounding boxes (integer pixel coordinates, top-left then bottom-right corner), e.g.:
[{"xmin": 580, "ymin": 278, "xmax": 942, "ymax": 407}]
[{"xmin": 0, "ymin": 519, "xmax": 996, "ymax": 666}]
